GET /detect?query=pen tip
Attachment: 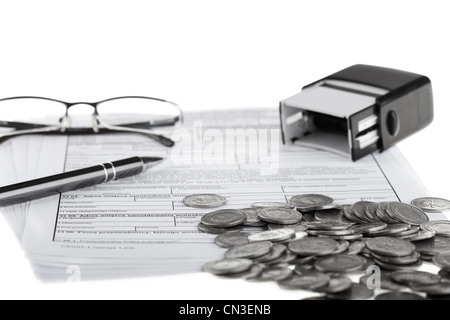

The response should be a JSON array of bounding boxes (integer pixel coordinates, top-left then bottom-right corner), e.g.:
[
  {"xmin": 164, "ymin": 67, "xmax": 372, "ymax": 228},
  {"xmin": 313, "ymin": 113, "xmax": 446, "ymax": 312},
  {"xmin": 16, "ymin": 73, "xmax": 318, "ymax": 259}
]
[{"xmin": 141, "ymin": 156, "xmax": 165, "ymax": 164}]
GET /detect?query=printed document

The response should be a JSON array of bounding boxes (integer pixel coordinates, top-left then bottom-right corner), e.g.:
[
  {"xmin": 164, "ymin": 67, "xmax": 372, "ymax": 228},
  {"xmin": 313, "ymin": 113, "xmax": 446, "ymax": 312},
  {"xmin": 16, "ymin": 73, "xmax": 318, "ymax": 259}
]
[{"xmin": 3, "ymin": 109, "xmax": 438, "ymax": 280}]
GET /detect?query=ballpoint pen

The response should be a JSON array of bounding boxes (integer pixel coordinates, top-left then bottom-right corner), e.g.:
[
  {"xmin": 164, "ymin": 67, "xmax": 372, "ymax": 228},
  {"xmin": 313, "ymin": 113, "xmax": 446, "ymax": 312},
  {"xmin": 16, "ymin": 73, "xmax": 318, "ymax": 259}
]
[{"xmin": 0, "ymin": 156, "xmax": 164, "ymax": 207}]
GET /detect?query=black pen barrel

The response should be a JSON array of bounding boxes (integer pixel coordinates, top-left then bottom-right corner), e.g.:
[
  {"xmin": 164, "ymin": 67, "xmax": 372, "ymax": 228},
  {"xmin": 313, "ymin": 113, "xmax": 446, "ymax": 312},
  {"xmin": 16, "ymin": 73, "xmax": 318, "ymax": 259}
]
[{"xmin": 0, "ymin": 157, "xmax": 147, "ymax": 207}]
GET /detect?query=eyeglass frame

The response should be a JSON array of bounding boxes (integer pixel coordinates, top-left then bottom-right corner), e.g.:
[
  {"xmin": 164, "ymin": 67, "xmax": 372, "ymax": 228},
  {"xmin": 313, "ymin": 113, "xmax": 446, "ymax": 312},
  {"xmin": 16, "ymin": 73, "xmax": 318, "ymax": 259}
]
[{"xmin": 0, "ymin": 96, "xmax": 183, "ymax": 147}]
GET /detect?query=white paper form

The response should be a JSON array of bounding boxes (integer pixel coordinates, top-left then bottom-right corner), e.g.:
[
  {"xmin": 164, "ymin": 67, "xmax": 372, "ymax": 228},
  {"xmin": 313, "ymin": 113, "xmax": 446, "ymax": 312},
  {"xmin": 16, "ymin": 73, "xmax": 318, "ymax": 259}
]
[{"xmin": 19, "ymin": 109, "xmax": 440, "ymax": 281}]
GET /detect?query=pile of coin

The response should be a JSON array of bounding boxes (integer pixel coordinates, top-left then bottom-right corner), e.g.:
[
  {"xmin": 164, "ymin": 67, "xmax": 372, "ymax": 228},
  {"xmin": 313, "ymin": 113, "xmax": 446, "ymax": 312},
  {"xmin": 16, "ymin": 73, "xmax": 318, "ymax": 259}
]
[
  {"xmin": 198, "ymin": 208, "xmax": 247, "ymax": 234},
  {"xmin": 364, "ymin": 237, "xmax": 422, "ymax": 271},
  {"xmin": 183, "ymin": 193, "xmax": 450, "ymax": 300}
]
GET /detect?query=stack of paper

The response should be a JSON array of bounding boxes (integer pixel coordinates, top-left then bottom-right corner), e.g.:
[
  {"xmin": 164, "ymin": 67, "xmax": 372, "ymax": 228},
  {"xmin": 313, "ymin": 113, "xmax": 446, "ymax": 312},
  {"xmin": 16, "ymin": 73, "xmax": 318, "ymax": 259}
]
[
  {"xmin": 0, "ymin": 132, "xmax": 47, "ymax": 240},
  {"xmin": 0, "ymin": 109, "xmax": 435, "ymax": 282}
]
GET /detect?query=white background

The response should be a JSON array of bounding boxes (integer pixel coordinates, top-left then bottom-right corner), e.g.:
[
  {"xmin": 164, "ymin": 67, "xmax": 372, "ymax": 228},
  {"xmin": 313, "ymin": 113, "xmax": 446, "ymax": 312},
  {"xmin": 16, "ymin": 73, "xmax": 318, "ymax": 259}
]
[{"xmin": 0, "ymin": 0, "xmax": 449, "ymax": 300}]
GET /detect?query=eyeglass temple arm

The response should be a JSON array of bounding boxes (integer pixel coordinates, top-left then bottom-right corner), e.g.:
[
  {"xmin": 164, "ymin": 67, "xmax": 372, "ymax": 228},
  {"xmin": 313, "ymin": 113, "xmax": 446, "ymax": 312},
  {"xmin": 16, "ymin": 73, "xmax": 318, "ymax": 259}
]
[
  {"xmin": 95, "ymin": 126, "xmax": 175, "ymax": 147},
  {"xmin": 0, "ymin": 120, "xmax": 176, "ymax": 147},
  {"xmin": 0, "ymin": 125, "xmax": 63, "ymax": 144},
  {"xmin": 94, "ymin": 118, "xmax": 175, "ymax": 147},
  {"xmin": 0, "ymin": 127, "xmax": 175, "ymax": 147},
  {"xmin": 0, "ymin": 117, "xmax": 181, "ymax": 131},
  {"xmin": 0, "ymin": 121, "xmax": 50, "ymax": 130},
  {"xmin": 116, "ymin": 117, "xmax": 182, "ymax": 129}
]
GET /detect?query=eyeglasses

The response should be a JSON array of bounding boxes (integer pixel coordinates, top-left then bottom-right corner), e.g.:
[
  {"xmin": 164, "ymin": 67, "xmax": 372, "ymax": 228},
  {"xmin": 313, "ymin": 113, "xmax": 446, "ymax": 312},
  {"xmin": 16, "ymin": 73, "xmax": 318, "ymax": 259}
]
[{"xmin": 0, "ymin": 96, "xmax": 183, "ymax": 147}]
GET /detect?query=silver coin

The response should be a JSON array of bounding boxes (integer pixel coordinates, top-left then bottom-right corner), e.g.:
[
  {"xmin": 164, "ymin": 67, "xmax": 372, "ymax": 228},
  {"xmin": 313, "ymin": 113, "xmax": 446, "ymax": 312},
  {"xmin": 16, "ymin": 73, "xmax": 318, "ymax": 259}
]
[
  {"xmin": 346, "ymin": 241, "xmax": 366, "ymax": 255},
  {"xmin": 365, "ymin": 203, "xmax": 383, "ymax": 222},
  {"xmin": 391, "ymin": 271, "xmax": 442, "ymax": 286},
  {"xmin": 198, "ymin": 223, "xmax": 244, "ymax": 234},
  {"xmin": 201, "ymin": 209, "xmax": 246, "ymax": 228},
  {"xmin": 395, "ymin": 226, "xmax": 420, "ymax": 238},
  {"xmin": 427, "ymin": 295, "xmax": 450, "ymax": 300},
  {"xmin": 405, "ymin": 230, "xmax": 436, "ymax": 242},
  {"xmin": 251, "ymin": 202, "xmax": 292, "ymax": 208},
  {"xmin": 360, "ymin": 249, "xmax": 373, "ymax": 259},
  {"xmin": 263, "ymin": 256, "xmax": 288, "ymax": 267},
  {"xmin": 289, "ymin": 194, "xmax": 335, "ymax": 211},
  {"xmin": 240, "ymin": 208, "xmax": 267, "ymax": 227},
  {"xmin": 288, "ymin": 237, "xmax": 339, "ymax": 256},
  {"xmin": 411, "ymin": 197, "xmax": 450, "ymax": 213},
  {"xmin": 294, "ymin": 256, "xmax": 317, "ymax": 267},
  {"xmin": 306, "ymin": 222, "xmax": 354, "ymax": 231},
  {"xmin": 421, "ymin": 254, "xmax": 435, "ymax": 261},
  {"xmin": 248, "ymin": 229, "xmax": 296, "ymax": 243},
  {"xmin": 331, "ymin": 241, "xmax": 350, "ymax": 255},
  {"xmin": 314, "ymin": 208, "xmax": 353, "ymax": 224},
  {"xmin": 326, "ymin": 283, "xmax": 374, "ymax": 300},
  {"xmin": 371, "ymin": 251, "xmax": 421, "ymax": 265},
  {"xmin": 293, "ymin": 262, "xmax": 315, "ymax": 273},
  {"xmin": 360, "ymin": 272, "xmax": 407, "ymax": 291},
  {"xmin": 183, "ymin": 194, "xmax": 227, "ymax": 208},
  {"xmin": 268, "ymin": 222, "xmax": 307, "ymax": 232},
  {"xmin": 278, "ymin": 272, "xmax": 331, "ymax": 290},
  {"xmin": 242, "ymin": 264, "xmax": 264, "ymax": 280},
  {"xmin": 203, "ymin": 258, "xmax": 253, "ymax": 275},
  {"xmin": 376, "ymin": 202, "xmax": 400, "ymax": 224},
  {"xmin": 307, "ymin": 229, "xmax": 355, "ymax": 236},
  {"xmin": 214, "ymin": 232, "xmax": 250, "ymax": 248},
  {"xmin": 342, "ymin": 205, "xmax": 356, "ymax": 220},
  {"xmin": 255, "ymin": 244, "xmax": 287, "ymax": 263},
  {"xmin": 362, "ymin": 256, "xmax": 377, "ymax": 272},
  {"xmin": 374, "ymin": 258, "xmax": 422, "ymax": 271},
  {"xmin": 343, "ymin": 205, "xmax": 367, "ymax": 224},
  {"xmin": 366, "ymin": 237, "xmax": 416, "ymax": 257},
  {"xmin": 264, "ymin": 253, "xmax": 292, "ymax": 266},
  {"xmin": 225, "ymin": 241, "xmax": 273, "ymax": 259},
  {"xmin": 302, "ymin": 211, "xmax": 317, "ymax": 223},
  {"xmin": 411, "ymin": 283, "xmax": 450, "ymax": 296},
  {"xmin": 317, "ymin": 234, "xmax": 363, "ymax": 241},
  {"xmin": 257, "ymin": 207, "xmax": 303, "ymax": 225},
  {"xmin": 296, "ymin": 261, "xmax": 319, "ymax": 271},
  {"xmin": 352, "ymin": 201, "xmax": 375, "ymax": 222},
  {"xmin": 286, "ymin": 231, "xmax": 309, "ymax": 242},
  {"xmin": 375, "ymin": 292, "xmax": 427, "ymax": 300},
  {"xmin": 433, "ymin": 253, "xmax": 450, "ymax": 271},
  {"xmin": 350, "ymin": 223, "xmax": 388, "ymax": 235},
  {"xmin": 314, "ymin": 254, "xmax": 367, "ymax": 273},
  {"xmin": 299, "ymin": 263, "xmax": 317, "ymax": 272},
  {"xmin": 414, "ymin": 236, "xmax": 450, "ymax": 256},
  {"xmin": 384, "ymin": 202, "xmax": 405, "ymax": 221},
  {"xmin": 314, "ymin": 276, "xmax": 353, "ymax": 294},
  {"xmin": 386, "ymin": 202, "xmax": 429, "ymax": 226},
  {"xmin": 276, "ymin": 251, "xmax": 298, "ymax": 265},
  {"xmin": 421, "ymin": 221, "xmax": 450, "ymax": 238},
  {"xmin": 438, "ymin": 269, "xmax": 450, "ymax": 282},
  {"xmin": 221, "ymin": 264, "xmax": 263, "ymax": 280},
  {"xmin": 253, "ymin": 266, "xmax": 293, "ymax": 282},
  {"xmin": 366, "ymin": 223, "xmax": 411, "ymax": 237}
]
